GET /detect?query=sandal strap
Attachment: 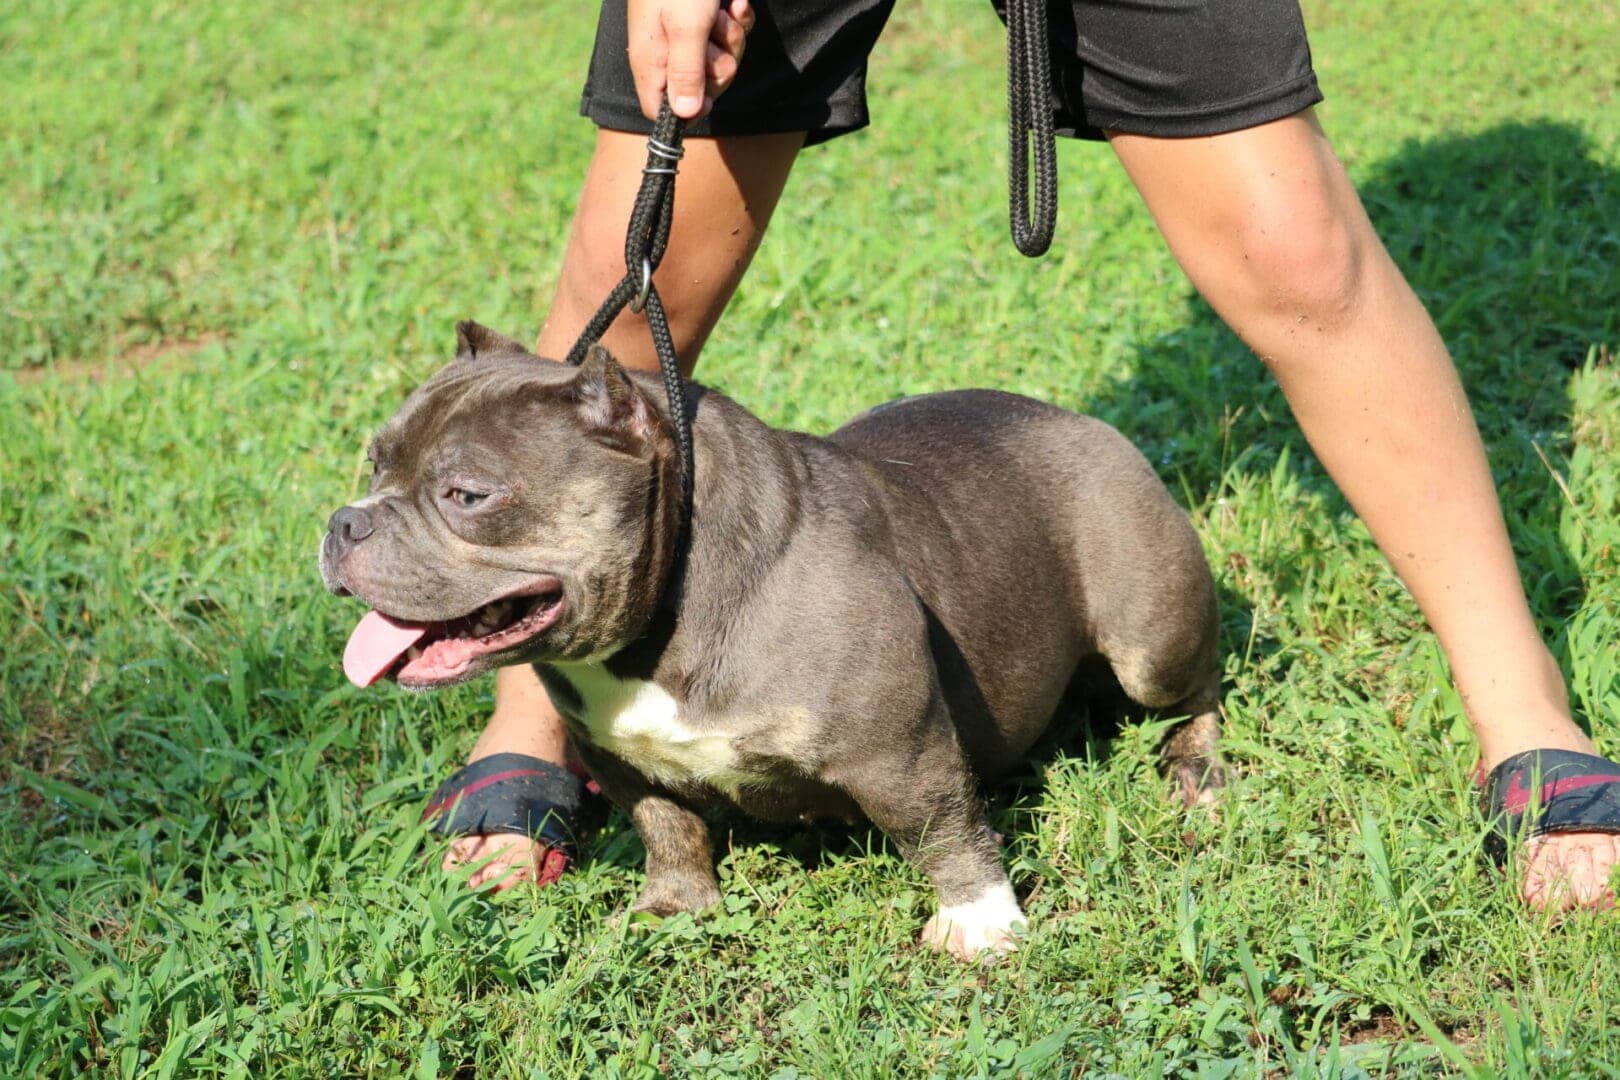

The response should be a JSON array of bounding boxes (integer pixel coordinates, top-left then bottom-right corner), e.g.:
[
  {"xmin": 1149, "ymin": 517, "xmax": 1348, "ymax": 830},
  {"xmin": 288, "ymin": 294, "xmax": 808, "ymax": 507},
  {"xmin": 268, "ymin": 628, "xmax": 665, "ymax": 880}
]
[
  {"xmin": 1483, "ymin": 748, "xmax": 1620, "ymax": 861},
  {"xmin": 423, "ymin": 752, "xmax": 582, "ymax": 854}
]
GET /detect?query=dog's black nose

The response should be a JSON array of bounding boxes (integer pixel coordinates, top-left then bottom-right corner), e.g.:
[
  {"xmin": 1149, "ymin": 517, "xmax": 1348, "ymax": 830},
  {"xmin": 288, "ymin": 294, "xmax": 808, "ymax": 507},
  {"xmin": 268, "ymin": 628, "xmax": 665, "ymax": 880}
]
[{"xmin": 326, "ymin": 506, "xmax": 375, "ymax": 555}]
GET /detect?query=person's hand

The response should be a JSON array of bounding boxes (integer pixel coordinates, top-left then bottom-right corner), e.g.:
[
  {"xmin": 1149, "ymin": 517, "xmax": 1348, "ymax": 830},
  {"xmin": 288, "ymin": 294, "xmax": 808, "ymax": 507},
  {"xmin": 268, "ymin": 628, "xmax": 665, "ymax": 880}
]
[{"xmin": 627, "ymin": 0, "xmax": 754, "ymax": 121}]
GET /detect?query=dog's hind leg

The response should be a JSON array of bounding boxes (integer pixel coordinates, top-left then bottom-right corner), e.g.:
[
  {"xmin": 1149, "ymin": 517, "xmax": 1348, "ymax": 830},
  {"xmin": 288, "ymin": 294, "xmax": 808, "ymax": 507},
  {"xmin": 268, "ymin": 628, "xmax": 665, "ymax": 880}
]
[
  {"xmin": 1061, "ymin": 442, "xmax": 1229, "ymax": 805},
  {"xmin": 1105, "ymin": 639, "xmax": 1228, "ymax": 808},
  {"xmin": 1157, "ymin": 698, "xmax": 1228, "ymax": 807}
]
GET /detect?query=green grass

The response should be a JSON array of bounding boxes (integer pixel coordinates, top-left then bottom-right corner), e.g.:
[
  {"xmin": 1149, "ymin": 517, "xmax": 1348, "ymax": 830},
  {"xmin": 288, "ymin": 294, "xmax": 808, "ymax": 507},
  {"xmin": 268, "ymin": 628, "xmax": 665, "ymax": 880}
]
[{"xmin": 4, "ymin": 0, "xmax": 1619, "ymax": 1075}]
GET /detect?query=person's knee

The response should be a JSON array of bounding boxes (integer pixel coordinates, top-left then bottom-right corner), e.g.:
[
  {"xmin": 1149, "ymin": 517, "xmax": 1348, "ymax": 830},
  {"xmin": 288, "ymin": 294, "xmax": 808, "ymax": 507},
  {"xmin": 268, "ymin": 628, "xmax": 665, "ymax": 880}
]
[{"xmin": 1225, "ymin": 186, "xmax": 1370, "ymax": 335}]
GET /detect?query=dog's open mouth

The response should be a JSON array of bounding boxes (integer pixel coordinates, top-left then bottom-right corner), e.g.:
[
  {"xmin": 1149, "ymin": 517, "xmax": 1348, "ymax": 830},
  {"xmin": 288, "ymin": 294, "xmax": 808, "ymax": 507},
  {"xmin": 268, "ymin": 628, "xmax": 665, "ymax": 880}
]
[{"xmin": 342, "ymin": 578, "xmax": 566, "ymax": 689}]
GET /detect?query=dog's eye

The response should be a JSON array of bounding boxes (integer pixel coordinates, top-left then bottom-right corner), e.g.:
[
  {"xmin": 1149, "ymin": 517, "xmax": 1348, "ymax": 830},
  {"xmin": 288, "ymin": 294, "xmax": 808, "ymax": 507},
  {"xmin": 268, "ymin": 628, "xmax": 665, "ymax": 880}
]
[{"xmin": 447, "ymin": 488, "xmax": 489, "ymax": 509}]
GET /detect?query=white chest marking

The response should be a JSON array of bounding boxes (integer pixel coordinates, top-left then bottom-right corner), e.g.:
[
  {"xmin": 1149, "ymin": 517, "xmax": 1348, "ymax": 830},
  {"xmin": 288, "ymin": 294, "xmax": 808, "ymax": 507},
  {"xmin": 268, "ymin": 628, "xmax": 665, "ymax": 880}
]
[{"xmin": 560, "ymin": 665, "xmax": 750, "ymax": 794}]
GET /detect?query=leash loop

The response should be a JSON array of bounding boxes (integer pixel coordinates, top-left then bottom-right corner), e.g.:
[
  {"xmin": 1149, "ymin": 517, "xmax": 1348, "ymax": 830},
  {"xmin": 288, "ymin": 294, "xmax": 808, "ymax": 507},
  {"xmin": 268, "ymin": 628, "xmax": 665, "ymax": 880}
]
[
  {"xmin": 566, "ymin": 101, "xmax": 693, "ymax": 506},
  {"xmin": 1006, "ymin": 0, "xmax": 1058, "ymax": 256}
]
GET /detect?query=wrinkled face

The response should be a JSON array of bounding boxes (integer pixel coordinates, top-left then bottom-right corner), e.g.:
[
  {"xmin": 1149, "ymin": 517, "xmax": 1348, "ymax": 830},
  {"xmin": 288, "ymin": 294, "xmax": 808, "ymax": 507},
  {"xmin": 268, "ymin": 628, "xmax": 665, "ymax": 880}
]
[{"xmin": 318, "ymin": 329, "xmax": 677, "ymax": 689}]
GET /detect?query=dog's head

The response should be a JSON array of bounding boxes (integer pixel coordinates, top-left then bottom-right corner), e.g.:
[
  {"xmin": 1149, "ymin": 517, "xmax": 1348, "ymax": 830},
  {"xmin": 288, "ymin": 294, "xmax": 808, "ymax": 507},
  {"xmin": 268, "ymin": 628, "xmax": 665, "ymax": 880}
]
[{"xmin": 319, "ymin": 321, "xmax": 682, "ymax": 688}]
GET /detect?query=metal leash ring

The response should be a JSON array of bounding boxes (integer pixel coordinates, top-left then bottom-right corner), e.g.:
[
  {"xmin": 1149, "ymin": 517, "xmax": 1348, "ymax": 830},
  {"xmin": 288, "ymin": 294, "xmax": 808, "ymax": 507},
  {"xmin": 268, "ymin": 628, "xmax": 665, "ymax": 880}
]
[
  {"xmin": 629, "ymin": 256, "xmax": 654, "ymax": 314},
  {"xmin": 644, "ymin": 137, "xmax": 684, "ymax": 177},
  {"xmin": 646, "ymin": 137, "xmax": 684, "ymax": 162}
]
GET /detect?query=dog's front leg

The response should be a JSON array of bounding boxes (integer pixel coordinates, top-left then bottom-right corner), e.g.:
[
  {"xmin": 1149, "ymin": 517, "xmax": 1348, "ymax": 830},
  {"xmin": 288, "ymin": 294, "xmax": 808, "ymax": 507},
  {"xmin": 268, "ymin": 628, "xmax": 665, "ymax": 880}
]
[
  {"xmin": 628, "ymin": 794, "xmax": 720, "ymax": 915},
  {"xmin": 576, "ymin": 746, "xmax": 720, "ymax": 916},
  {"xmin": 832, "ymin": 701, "xmax": 1023, "ymax": 962}
]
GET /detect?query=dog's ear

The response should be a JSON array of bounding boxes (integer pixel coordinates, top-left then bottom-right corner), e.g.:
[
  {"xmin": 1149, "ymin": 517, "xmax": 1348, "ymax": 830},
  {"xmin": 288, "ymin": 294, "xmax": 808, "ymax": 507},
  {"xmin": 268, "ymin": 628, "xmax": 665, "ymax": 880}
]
[
  {"xmin": 571, "ymin": 344, "xmax": 662, "ymax": 453},
  {"xmin": 454, "ymin": 320, "xmax": 530, "ymax": 360}
]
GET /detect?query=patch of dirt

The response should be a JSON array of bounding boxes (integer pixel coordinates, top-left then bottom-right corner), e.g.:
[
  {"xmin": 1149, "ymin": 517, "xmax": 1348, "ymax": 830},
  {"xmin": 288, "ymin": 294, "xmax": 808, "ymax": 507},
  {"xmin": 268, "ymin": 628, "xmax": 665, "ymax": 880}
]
[
  {"xmin": 1336, "ymin": 1010, "xmax": 1478, "ymax": 1056},
  {"xmin": 1, "ymin": 642, "xmax": 98, "ymax": 827},
  {"xmin": 10, "ymin": 332, "xmax": 226, "ymax": 386},
  {"xmin": 4, "ymin": 690, "xmax": 90, "ymax": 781},
  {"xmin": 7, "ymin": 604, "xmax": 87, "ymax": 776},
  {"xmin": 1339, "ymin": 1012, "xmax": 1407, "ymax": 1045}
]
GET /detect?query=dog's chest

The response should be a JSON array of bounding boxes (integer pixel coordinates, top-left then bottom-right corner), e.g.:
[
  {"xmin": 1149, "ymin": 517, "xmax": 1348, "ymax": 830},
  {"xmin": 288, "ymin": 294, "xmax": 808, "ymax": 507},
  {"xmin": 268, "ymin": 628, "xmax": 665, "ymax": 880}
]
[{"xmin": 555, "ymin": 665, "xmax": 754, "ymax": 793}]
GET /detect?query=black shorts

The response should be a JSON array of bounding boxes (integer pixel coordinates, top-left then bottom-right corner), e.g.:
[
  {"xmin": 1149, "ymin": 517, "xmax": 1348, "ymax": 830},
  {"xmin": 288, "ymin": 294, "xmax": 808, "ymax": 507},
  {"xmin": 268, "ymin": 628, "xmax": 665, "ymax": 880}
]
[{"xmin": 580, "ymin": 1, "xmax": 1323, "ymax": 146}]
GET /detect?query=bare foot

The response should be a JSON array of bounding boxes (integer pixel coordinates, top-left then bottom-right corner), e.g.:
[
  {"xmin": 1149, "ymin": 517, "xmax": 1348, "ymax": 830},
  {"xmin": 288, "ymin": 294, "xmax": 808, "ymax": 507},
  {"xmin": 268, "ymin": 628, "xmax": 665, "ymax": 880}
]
[
  {"xmin": 1520, "ymin": 832, "xmax": 1620, "ymax": 912},
  {"xmin": 442, "ymin": 833, "xmax": 568, "ymax": 893},
  {"xmin": 435, "ymin": 666, "xmax": 577, "ymax": 893}
]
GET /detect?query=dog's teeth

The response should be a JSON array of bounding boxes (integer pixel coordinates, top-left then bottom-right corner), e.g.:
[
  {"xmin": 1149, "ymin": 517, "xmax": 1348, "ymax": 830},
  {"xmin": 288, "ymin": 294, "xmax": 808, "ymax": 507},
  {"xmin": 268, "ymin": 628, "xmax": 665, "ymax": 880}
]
[
  {"xmin": 471, "ymin": 600, "xmax": 515, "ymax": 636},
  {"xmin": 405, "ymin": 645, "xmax": 423, "ymax": 661}
]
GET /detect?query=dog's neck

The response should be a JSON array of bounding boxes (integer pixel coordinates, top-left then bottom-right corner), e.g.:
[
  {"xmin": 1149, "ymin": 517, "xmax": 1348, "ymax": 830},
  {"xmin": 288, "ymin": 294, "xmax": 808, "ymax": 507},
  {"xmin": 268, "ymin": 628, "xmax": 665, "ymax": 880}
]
[{"xmin": 605, "ymin": 390, "xmax": 813, "ymax": 690}]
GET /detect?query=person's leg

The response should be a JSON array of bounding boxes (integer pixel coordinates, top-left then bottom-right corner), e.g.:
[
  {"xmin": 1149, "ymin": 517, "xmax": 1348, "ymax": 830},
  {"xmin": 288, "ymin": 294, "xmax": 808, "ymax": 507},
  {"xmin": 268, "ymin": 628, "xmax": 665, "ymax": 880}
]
[
  {"xmin": 445, "ymin": 127, "xmax": 804, "ymax": 889},
  {"xmin": 537, "ymin": 129, "xmax": 807, "ymax": 372},
  {"xmin": 1109, "ymin": 108, "xmax": 1618, "ymax": 910}
]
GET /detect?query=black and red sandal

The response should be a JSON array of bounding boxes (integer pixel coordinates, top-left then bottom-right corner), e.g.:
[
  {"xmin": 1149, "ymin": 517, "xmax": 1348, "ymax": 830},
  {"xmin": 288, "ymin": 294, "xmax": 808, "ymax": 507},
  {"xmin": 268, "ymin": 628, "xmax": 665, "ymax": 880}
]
[
  {"xmin": 1483, "ymin": 748, "xmax": 1620, "ymax": 862},
  {"xmin": 423, "ymin": 752, "xmax": 585, "ymax": 885}
]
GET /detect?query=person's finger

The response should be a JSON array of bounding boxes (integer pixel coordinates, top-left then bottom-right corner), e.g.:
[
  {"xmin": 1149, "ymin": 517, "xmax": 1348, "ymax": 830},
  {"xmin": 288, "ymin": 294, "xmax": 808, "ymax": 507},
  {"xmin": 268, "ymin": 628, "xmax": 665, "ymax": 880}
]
[
  {"xmin": 662, "ymin": 8, "xmax": 712, "ymax": 119},
  {"xmin": 711, "ymin": 9, "xmax": 747, "ymax": 62},
  {"xmin": 728, "ymin": 0, "xmax": 755, "ymax": 36},
  {"xmin": 707, "ymin": 42, "xmax": 740, "ymax": 99}
]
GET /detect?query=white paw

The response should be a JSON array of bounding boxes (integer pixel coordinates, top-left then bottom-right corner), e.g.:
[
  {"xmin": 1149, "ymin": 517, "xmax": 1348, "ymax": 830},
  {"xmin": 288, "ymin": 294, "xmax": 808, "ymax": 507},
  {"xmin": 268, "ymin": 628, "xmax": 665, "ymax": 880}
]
[{"xmin": 920, "ymin": 883, "xmax": 1026, "ymax": 962}]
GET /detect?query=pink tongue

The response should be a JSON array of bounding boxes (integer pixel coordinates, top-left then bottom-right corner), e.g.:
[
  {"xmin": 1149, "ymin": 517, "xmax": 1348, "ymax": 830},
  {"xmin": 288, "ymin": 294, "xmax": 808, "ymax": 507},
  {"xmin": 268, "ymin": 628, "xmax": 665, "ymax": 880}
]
[{"xmin": 343, "ymin": 610, "xmax": 430, "ymax": 688}]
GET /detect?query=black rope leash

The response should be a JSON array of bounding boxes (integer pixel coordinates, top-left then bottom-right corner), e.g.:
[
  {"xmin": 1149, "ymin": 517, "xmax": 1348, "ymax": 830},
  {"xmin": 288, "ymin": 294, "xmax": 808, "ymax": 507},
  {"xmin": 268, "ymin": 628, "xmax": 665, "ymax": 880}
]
[
  {"xmin": 1005, "ymin": 0, "xmax": 1057, "ymax": 257},
  {"xmin": 564, "ymin": 101, "xmax": 693, "ymax": 503}
]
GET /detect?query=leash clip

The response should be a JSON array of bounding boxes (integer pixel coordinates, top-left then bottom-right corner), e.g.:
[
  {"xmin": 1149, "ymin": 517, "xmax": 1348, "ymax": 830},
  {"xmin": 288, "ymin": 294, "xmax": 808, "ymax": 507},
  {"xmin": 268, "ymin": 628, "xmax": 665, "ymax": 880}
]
[{"xmin": 629, "ymin": 256, "xmax": 653, "ymax": 314}]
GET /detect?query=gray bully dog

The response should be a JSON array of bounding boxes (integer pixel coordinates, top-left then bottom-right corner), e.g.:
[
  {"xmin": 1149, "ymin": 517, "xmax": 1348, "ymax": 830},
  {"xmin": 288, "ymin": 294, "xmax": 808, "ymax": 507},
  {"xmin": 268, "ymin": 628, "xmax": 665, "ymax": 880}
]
[{"xmin": 320, "ymin": 321, "xmax": 1226, "ymax": 961}]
